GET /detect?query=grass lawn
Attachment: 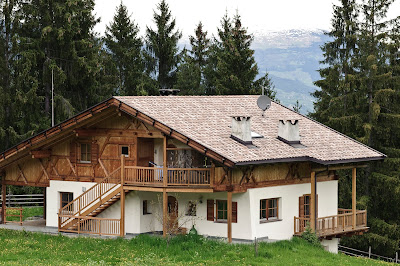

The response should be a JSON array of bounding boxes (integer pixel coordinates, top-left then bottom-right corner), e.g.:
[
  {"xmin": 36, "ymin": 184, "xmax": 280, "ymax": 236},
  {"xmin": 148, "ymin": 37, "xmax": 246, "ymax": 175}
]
[
  {"xmin": 5, "ymin": 207, "xmax": 43, "ymax": 222},
  {"xmin": 0, "ymin": 229, "xmax": 388, "ymax": 265}
]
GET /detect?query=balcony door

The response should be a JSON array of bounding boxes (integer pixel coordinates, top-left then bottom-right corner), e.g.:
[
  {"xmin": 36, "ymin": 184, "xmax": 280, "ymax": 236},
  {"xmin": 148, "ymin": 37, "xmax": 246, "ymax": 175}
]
[
  {"xmin": 137, "ymin": 138, "xmax": 154, "ymax": 167},
  {"xmin": 299, "ymin": 194, "xmax": 317, "ymax": 230}
]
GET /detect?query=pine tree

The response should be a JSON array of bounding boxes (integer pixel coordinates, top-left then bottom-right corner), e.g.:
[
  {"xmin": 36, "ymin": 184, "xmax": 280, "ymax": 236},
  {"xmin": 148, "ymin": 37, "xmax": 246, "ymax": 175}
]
[
  {"xmin": 145, "ymin": 0, "xmax": 182, "ymax": 90},
  {"xmin": 104, "ymin": 2, "xmax": 145, "ymax": 96}
]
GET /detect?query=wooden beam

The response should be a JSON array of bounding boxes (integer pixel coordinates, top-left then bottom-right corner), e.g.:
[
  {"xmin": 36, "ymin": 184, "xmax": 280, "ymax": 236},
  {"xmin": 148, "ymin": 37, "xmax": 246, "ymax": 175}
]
[
  {"xmin": 312, "ymin": 164, "xmax": 367, "ymax": 172},
  {"xmin": 66, "ymin": 158, "xmax": 77, "ymax": 177},
  {"xmin": 17, "ymin": 164, "xmax": 28, "ymax": 185},
  {"xmin": 43, "ymin": 187, "xmax": 46, "ymax": 220},
  {"xmin": 98, "ymin": 158, "xmax": 109, "ymax": 177},
  {"xmin": 352, "ymin": 168, "xmax": 357, "ymax": 229},
  {"xmin": 163, "ymin": 188, "xmax": 168, "ymax": 238},
  {"xmin": 30, "ymin": 150, "xmax": 51, "ymax": 159},
  {"xmin": 122, "ymin": 186, "xmax": 214, "ymax": 193},
  {"xmin": 310, "ymin": 171, "xmax": 316, "ymax": 231},
  {"xmin": 227, "ymin": 191, "xmax": 232, "ymax": 243},
  {"xmin": 38, "ymin": 159, "xmax": 50, "ymax": 180},
  {"xmin": 163, "ymin": 136, "xmax": 167, "ymax": 187}
]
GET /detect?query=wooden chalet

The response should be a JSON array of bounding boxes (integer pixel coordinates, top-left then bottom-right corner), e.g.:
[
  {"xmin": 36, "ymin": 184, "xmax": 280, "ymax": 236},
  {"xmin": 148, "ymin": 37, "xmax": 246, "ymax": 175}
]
[{"xmin": 0, "ymin": 95, "xmax": 385, "ymax": 253}]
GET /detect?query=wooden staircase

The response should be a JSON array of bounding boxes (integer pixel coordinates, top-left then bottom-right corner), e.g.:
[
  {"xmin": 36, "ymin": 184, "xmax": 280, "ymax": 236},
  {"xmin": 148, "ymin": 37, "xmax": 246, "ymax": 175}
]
[{"xmin": 58, "ymin": 167, "xmax": 122, "ymax": 235}]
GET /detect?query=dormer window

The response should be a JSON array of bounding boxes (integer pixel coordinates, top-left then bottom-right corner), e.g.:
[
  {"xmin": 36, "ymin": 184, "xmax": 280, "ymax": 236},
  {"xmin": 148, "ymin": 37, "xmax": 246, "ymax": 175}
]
[{"xmin": 120, "ymin": 145, "xmax": 129, "ymax": 157}]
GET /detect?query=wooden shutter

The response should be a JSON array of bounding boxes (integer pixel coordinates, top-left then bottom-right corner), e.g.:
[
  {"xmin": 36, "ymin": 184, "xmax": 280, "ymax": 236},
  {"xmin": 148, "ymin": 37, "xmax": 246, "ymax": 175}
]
[
  {"xmin": 70, "ymin": 141, "xmax": 77, "ymax": 163},
  {"xmin": 91, "ymin": 143, "xmax": 99, "ymax": 164},
  {"xmin": 207, "ymin": 200, "xmax": 214, "ymax": 221},
  {"xmin": 232, "ymin": 201, "xmax": 237, "ymax": 223},
  {"xmin": 299, "ymin": 196, "xmax": 304, "ymax": 217}
]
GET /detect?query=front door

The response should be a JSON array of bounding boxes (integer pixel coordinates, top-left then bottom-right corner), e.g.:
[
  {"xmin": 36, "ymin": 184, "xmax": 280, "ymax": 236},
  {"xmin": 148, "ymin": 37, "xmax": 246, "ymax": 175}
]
[{"xmin": 167, "ymin": 196, "xmax": 178, "ymax": 232}]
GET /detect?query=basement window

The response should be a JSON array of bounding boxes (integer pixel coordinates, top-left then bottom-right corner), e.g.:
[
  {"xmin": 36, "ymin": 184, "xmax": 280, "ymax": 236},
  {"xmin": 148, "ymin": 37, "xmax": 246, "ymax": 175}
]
[{"xmin": 143, "ymin": 200, "xmax": 151, "ymax": 215}]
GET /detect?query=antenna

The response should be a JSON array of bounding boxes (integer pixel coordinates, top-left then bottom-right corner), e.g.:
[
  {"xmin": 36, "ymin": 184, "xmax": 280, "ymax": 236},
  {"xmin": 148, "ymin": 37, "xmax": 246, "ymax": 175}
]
[{"xmin": 51, "ymin": 68, "xmax": 54, "ymax": 127}]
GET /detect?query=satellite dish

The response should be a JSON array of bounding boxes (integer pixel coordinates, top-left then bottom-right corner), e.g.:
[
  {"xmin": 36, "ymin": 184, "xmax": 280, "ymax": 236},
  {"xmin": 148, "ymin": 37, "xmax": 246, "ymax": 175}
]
[{"xmin": 257, "ymin": 95, "xmax": 271, "ymax": 111}]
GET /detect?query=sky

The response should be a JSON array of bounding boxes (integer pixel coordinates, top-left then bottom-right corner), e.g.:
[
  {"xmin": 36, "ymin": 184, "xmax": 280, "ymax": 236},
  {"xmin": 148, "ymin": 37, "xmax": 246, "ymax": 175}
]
[{"xmin": 94, "ymin": 0, "xmax": 400, "ymax": 40}]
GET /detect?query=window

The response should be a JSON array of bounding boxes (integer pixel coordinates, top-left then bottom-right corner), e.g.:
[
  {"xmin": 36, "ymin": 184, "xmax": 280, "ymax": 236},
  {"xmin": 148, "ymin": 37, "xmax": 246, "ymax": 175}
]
[
  {"xmin": 60, "ymin": 192, "xmax": 73, "ymax": 208},
  {"xmin": 216, "ymin": 200, "xmax": 228, "ymax": 221},
  {"xmin": 210, "ymin": 200, "xmax": 237, "ymax": 223},
  {"xmin": 260, "ymin": 198, "xmax": 279, "ymax": 222},
  {"xmin": 186, "ymin": 201, "xmax": 197, "ymax": 216},
  {"xmin": 143, "ymin": 200, "xmax": 151, "ymax": 215},
  {"xmin": 80, "ymin": 143, "xmax": 91, "ymax": 163},
  {"xmin": 121, "ymin": 146, "xmax": 129, "ymax": 157}
]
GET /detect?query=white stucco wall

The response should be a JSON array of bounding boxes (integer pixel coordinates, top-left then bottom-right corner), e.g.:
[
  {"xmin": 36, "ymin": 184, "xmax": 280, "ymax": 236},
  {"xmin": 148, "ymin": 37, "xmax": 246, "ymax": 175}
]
[
  {"xmin": 46, "ymin": 179, "xmax": 338, "ymax": 244},
  {"xmin": 46, "ymin": 180, "xmax": 96, "ymax": 227},
  {"xmin": 321, "ymin": 238, "xmax": 339, "ymax": 253},
  {"xmin": 249, "ymin": 180, "xmax": 338, "ymax": 240}
]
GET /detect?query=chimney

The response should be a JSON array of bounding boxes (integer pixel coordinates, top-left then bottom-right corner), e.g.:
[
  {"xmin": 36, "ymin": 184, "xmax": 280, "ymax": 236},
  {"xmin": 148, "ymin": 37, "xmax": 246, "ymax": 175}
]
[
  {"xmin": 231, "ymin": 116, "xmax": 252, "ymax": 145},
  {"xmin": 278, "ymin": 120, "xmax": 300, "ymax": 144},
  {"xmin": 159, "ymin": 89, "xmax": 180, "ymax": 96}
]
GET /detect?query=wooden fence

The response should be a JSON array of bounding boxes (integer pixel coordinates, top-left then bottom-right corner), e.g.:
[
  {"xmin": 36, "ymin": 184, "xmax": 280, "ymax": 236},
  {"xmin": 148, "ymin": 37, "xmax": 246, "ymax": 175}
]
[{"xmin": 0, "ymin": 194, "xmax": 44, "ymax": 207}]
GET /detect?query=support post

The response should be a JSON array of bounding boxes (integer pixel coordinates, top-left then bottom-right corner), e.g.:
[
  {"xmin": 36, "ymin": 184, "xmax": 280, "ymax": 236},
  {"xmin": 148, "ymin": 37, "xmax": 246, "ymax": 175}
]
[
  {"xmin": 120, "ymin": 155, "xmax": 125, "ymax": 237},
  {"xmin": 310, "ymin": 171, "xmax": 316, "ymax": 232},
  {"xmin": 352, "ymin": 167, "xmax": 357, "ymax": 229},
  {"xmin": 210, "ymin": 162, "xmax": 215, "ymax": 187},
  {"xmin": 227, "ymin": 191, "xmax": 232, "ymax": 243},
  {"xmin": 163, "ymin": 136, "xmax": 167, "ymax": 187},
  {"xmin": 163, "ymin": 188, "xmax": 168, "ymax": 237},
  {"xmin": 1, "ymin": 177, "xmax": 5, "ymax": 224}
]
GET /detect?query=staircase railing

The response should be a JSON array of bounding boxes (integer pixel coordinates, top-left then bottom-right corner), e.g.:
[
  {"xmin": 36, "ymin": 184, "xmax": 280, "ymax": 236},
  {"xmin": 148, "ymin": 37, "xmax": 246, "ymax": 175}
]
[{"xmin": 58, "ymin": 167, "xmax": 121, "ymax": 229}]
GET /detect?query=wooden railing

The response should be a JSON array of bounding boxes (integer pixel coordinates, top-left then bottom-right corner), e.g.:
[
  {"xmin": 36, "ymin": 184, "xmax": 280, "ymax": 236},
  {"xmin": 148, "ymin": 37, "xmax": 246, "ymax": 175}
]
[
  {"xmin": 124, "ymin": 166, "xmax": 211, "ymax": 186},
  {"xmin": 294, "ymin": 209, "xmax": 367, "ymax": 236},
  {"xmin": 58, "ymin": 215, "xmax": 120, "ymax": 236},
  {"xmin": 4, "ymin": 207, "xmax": 23, "ymax": 226},
  {"xmin": 58, "ymin": 167, "xmax": 121, "ymax": 229}
]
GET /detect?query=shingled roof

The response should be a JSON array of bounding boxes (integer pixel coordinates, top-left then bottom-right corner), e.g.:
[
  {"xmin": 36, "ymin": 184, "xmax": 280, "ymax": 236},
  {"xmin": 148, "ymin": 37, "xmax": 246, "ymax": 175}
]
[{"xmin": 115, "ymin": 95, "xmax": 385, "ymax": 165}]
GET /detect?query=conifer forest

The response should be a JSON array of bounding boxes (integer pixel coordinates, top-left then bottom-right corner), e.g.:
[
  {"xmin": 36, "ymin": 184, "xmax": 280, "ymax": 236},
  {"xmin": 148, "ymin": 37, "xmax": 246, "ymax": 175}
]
[{"xmin": 0, "ymin": 0, "xmax": 399, "ymax": 257}]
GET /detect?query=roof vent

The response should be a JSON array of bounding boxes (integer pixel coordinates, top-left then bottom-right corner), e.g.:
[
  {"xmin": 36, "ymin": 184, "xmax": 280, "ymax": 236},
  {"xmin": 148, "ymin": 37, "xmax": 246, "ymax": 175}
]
[
  {"xmin": 231, "ymin": 116, "xmax": 252, "ymax": 145},
  {"xmin": 278, "ymin": 120, "xmax": 300, "ymax": 144}
]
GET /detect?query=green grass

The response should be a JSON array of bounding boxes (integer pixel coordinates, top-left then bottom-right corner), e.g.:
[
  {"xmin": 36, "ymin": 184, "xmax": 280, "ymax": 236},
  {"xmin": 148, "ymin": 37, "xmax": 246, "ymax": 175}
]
[
  {"xmin": 0, "ymin": 229, "xmax": 388, "ymax": 265},
  {"xmin": 5, "ymin": 207, "xmax": 43, "ymax": 222}
]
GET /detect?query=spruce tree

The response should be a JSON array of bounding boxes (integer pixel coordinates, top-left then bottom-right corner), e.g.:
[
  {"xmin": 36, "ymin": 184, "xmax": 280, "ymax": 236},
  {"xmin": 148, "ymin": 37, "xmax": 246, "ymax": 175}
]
[
  {"xmin": 15, "ymin": 0, "xmax": 107, "ymax": 125},
  {"xmin": 104, "ymin": 2, "xmax": 145, "ymax": 96},
  {"xmin": 313, "ymin": 0, "xmax": 400, "ymax": 256},
  {"xmin": 175, "ymin": 22, "xmax": 209, "ymax": 95},
  {"xmin": 145, "ymin": 0, "xmax": 182, "ymax": 90},
  {"xmin": 205, "ymin": 12, "xmax": 277, "ymax": 99}
]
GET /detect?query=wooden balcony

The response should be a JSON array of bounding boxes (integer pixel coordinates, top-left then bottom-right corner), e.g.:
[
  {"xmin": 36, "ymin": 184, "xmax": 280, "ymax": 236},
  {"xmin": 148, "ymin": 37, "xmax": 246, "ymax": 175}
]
[
  {"xmin": 123, "ymin": 166, "xmax": 212, "ymax": 187},
  {"xmin": 294, "ymin": 209, "xmax": 368, "ymax": 238}
]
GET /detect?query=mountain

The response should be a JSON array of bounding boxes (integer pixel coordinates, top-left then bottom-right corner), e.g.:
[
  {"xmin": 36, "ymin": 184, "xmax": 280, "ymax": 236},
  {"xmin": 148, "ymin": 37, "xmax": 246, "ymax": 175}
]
[{"xmin": 252, "ymin": 29, "xmax": 330, "ymax": 114}]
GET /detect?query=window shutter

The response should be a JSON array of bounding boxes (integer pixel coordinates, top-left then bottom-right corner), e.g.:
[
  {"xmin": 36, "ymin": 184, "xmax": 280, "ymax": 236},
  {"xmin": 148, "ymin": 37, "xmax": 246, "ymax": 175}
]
[
  {"xmin": 207, "ymin": 200, "xmax": 214, "ymax": 221},
  {"xmin": 299, "ymin": 196, "xmax": 304, "ymax": 217},
  {"xmin": 232, "ymin": 202, "xmax": 237, "ymax": 223},
  {"xmin": 91, "ymin": 143, "xmax": 99, "ymax": 164},
  {"xmin": 70, "ymin": 141, "xmax": 76, "ymax": 163}
]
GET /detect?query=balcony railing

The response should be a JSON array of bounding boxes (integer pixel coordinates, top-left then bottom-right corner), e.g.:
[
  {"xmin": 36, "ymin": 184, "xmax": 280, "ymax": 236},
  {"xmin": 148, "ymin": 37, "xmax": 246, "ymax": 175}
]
[
  {"xmin": 294, "ymin": 209, "xmax": 367, "ymax": 237},
  {"xmin": 124, "ymin": 166, "xmax": 211, "ymax": 187}
]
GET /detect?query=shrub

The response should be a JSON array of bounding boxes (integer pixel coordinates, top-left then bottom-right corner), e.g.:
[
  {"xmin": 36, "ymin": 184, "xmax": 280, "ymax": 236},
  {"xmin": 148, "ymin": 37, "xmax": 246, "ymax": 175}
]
[{"xmin": 301, "ymin": 225, "xmax": 321, "ymax": 247}]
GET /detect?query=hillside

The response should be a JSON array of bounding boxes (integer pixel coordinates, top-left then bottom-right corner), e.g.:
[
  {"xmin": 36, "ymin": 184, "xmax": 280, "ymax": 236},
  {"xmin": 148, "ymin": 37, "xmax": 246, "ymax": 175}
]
[
  {"xmin": 253, "ymin": 29, "xmax": 330, "ymax": 114},
  {"xmin": 0, "ymin": 229, "xmax": 385, "ymax": 265}
]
